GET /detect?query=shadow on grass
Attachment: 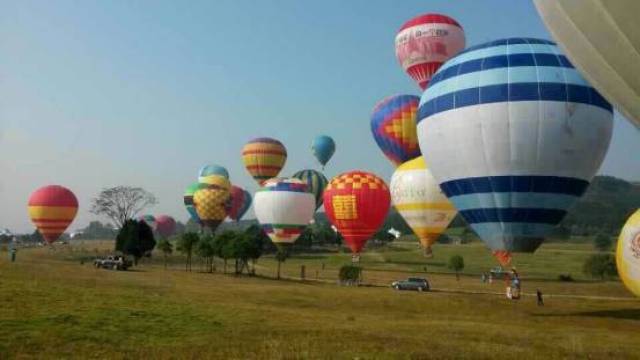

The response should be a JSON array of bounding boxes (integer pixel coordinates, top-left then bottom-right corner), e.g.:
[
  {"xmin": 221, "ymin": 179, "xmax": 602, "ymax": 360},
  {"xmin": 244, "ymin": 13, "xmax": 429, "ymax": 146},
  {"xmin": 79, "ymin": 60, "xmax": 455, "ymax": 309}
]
[{"xmin": 534, "ymin": 309, "xmax": 640, "ymax": 320}]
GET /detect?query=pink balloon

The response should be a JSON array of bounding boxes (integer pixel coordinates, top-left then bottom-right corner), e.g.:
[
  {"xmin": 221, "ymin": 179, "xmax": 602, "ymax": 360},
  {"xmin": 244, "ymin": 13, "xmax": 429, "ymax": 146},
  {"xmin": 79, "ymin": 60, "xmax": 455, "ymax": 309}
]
[{"xmin": 155, "ymin": 215, "xmax": 176, "ymax": 238}]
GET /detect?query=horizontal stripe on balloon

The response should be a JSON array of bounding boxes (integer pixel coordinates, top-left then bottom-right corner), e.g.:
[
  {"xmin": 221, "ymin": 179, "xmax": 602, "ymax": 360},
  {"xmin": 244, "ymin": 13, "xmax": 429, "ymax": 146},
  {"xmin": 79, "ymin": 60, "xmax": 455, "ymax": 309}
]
[
  {"xmin": 427, "ymin": 65, "xmax": 588, "ymax": 99},
  {"xmin": 244, "ymin": 165, "xmax": 284, "ymax": 171},
  {"xmin": 418, "ymin": 83, "xmax": 612, "ymax": 120},
  {"xmin": 470, "ymin": 222, "xmax": 553, "ymax": 247},
  {"xmin": 28, "ymin": 206, "xmax": 78, "ymax": 219},
  {"xmin": 460, "ymin": 208, "xmax": 566, "ymax": 224},
  {"xmin": 394, "ymin": 203, "xmax": 456, "ymax": 211},
  {"xmin": 439, "ymin": 176, "xmax": 589, "ymax": 197},
  {"xmin": 436, "ymin": 42, "xmax": 560, "ymax": 75},
  {"xmin": 247, "ymin": 137, "xmax": 284, "ymax": 145},
  {"xmin": 241, "ymin": 149, "xmax": 287, "ymax": 156},
  {"xmin": 430, "ymin": 54, "xmax": 574, "ymax": 90},
  {"xmin": 259, "ymin": 183, "xmax": 308, "ymax": 193},
  {"xmin": 454, "ymin": 38, "xmax": 556, "ymax": 59},
  {"xmin": 449, "ymin": 192, "xmax": 577, "ymax": 211}
]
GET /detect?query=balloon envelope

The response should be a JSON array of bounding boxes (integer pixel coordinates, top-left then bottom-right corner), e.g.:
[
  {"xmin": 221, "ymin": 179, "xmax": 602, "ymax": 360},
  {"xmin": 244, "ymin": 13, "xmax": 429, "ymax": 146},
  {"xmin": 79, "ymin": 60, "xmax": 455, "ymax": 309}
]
[
  {"xmin": 242, "ymin": 137, "xmax": 287, "ymax": 185},
  {"xmin": 617, "ymin": 209, "xmax": 640, "ymax": 297},
  {"xmin": 417, "ymin": 38, "xmax": 613, "ymax": 254},
  {"xmin": 311, "ymin": 135, "xmax": 335, "ymax": 168},
  {"xmin": 534, "ymin": 0, "xmax": 640, "ymax": 128},
  {"xmin": 292, "ymin": 169, "xmax": 329, "ymax": 211},
  {"xmin": 395, "ymin": 13, "xmax": 465, "ymax": 89},
  {"xmin": 28, "ymin": 185, "xmax": 78, "ymax": 244},
  {"xmin": 184, "ymin": 183, "xmax": 206, "ymax": 225},
  {"xmin": 254, "ymin": 178, "xmax": 315, "ymax": 249},
  {"xmin": 228, "ymin": 185, "xmax": 252, "ymax": 221},
  {"xmin": 198, "ymin": 164, "xmax": 230, "ymax": 184},
  {"xmin": 194, "ymin": 175, "xmax": 230, "ymax": 231},
  {"xmin": 155, "ymin": 215, "xmax": 176, "ymax": 238},
  {"xmin": 371, "ymin": 95, "xmax": 422, "ymax": 167},
  {"xmin": 390, "ymin": 156, "xmax": 456, "ymax": 255},
  {"xmin": 323, "ymin": 171, "xmax": 390, "ymax": 254}
]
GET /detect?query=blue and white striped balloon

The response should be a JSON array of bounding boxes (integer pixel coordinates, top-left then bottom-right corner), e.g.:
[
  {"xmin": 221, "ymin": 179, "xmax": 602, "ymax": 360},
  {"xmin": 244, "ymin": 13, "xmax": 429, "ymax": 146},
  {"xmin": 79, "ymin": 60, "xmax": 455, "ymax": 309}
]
[{"xmin": 417, "ymin": 38, "xmax": 613, "ymax": 253}]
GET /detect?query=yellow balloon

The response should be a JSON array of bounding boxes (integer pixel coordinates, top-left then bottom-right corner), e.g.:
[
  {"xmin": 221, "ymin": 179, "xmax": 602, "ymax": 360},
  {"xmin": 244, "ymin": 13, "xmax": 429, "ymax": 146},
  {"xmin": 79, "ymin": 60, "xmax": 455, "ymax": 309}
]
[
  {"xmin": 194, "ymin": 175, "xmax": 230, "ymax": 231},
  {"xmin": 617, "ymin": 209, "xmax": 640, "ymax": 297},
  {"xmin": 390, "ymin": 156, "xmax": 457, "ymax": 257}
]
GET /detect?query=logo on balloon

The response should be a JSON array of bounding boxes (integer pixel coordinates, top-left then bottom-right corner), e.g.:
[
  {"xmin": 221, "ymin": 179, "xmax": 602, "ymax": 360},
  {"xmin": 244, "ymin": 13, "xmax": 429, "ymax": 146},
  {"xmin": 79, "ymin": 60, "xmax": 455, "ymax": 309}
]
[
  {"xmin": 332, "ymin": 195, "xmax": 358, "ymax": 220},
  {"xmin": 631, "ymin": 232, "xmax": 640, "ymax": 259}
]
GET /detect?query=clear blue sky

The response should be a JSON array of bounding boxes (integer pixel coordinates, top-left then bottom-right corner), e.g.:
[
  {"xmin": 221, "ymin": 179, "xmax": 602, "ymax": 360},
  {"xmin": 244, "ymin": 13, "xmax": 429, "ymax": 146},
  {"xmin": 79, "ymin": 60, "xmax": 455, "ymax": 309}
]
[{"xmin": 1, "ymin": 0, "xmax": 639, "ymax": 232}]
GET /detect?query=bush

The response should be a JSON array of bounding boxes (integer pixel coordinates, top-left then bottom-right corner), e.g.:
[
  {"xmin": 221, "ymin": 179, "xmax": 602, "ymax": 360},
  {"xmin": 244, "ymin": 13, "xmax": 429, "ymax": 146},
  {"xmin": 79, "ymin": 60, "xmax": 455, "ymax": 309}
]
[
  {"xmin": 339, "ymin": 265, "xmax": 362, "ymax": 285},
  {"xmin": 583, "ymin": 254, "xmax": 617, "ymax": 280},
  {"xmin": 558, "ymin": 274, "xmax": 574, "ymax": 282},
  {"xmin": 115, "ymin": 219, "xmax": 156, "ymax": 265},
  {"xmin": 593, "ymin": 233, "xmax": 613, "ymax": 252}
]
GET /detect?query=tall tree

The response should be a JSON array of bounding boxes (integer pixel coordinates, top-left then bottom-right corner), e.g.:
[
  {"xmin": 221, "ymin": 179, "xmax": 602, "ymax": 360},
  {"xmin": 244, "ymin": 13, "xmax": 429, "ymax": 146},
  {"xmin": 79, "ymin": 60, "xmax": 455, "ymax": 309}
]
[
  {"xmin": 448, "ymin": 255, "xmax": 465, "ymax": 281},
  {"xmin": 156, "ymin": 238, "xmax": 173, "ymax": 269},
  {"xmin": 195, "ymin": 235, "xmax": 216, "ymax": 273},
  {"xmin": 115, "ymin": 220, "xmax": 156, "ymax": 265},
  {"xmin": 177, "ymin": 232, "xmax": 199, "ymax": 272},
  {"xmin": 90, "ymin": 186, "xmax": 157, "ymax": 228}
]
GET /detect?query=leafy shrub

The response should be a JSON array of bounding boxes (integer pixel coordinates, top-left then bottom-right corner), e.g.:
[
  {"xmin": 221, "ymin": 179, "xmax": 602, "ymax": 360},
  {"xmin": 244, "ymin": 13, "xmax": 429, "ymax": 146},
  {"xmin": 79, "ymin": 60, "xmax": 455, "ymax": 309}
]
[
  {"xmin": 558, "ymin": 274, "xmax": 574, "ymax": 282},
  {"xmin": 339, "ymin": 265, "xmax": 362, "ymax": 285}
]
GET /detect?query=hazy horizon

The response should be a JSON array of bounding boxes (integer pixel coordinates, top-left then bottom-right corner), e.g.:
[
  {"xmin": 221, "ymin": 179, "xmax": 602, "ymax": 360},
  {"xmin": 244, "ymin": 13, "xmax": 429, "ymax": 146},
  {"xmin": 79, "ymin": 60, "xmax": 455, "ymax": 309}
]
[{"xmin": 2, "ymin": 0, "xmax": 639, "ymax": 233}]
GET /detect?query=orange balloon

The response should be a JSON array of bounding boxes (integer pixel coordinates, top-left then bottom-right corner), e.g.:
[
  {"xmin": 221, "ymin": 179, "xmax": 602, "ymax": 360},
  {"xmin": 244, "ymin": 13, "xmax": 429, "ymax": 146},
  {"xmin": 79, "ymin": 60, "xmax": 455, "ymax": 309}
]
[{"xmin": 28, "ymin": 185, "xmax": 78, "ymax": 244}]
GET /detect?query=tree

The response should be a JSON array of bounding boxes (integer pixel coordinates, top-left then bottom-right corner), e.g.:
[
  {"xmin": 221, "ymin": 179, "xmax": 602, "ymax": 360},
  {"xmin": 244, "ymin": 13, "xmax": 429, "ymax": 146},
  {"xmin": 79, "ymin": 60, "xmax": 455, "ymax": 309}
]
[
  {"xmin": 214, "ymin": 231, "xmax": 238, "ymax": 274},
  {"xmin": 115, "ymin": 220, "xmax": 156, "ymax": 265},
  {"xmin": 594, "ymin": 233, "xmax": 613, "ymax": 252},
  {"xmin": 275, "ymin": 248, "xmax": 289, "ymax": 280},
  {"xmin": 242, "ymin": 227, "xmax": 265, "ymax": 275},
  {"xmin": 583, "ymin": 254, "xmax": 618, "ymax": 280},
  {"xmin": 90, "ymin": 186, "xmax": 157, "ymax": 228},
  {"xmin": 195, "ymin": 235, "xmax": 216, "ymax": 273},
  {"xmin": 177, "ymin": 232, "xmax": 199, "ymax": 272},
  {"xmin": 81, "ymin": 221, "xmax": 117, "ymax": 240},
  {"xmin": 448, "ymin": 255, "xmax": 465, "ymax": 281},
  {"xmin": 156, "ymin": 238, "xmax": 173, "ymax": 269}
]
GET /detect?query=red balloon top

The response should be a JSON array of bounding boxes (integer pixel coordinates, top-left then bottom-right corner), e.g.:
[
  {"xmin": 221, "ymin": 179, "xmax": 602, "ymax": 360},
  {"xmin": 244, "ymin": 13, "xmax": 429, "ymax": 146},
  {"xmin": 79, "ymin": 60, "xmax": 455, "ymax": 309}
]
[
  {"xmin": 398, "ymin": 13, "xmax": 462, "ymax": 31},
  {"xmin": 155, "ymin": 215, "xmax": 176, "ymax": 238},
  {"xmin": 28, "ymin": 185, "xmax": 78, "ymax": 207}
]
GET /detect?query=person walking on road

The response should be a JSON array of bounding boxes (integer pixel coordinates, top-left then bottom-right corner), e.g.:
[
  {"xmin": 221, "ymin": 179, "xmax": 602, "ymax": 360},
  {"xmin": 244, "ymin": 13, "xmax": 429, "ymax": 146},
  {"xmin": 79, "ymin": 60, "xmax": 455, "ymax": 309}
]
[{"xmin": 537, "ymin": 289, "xmax": 544, "ymax": 306}]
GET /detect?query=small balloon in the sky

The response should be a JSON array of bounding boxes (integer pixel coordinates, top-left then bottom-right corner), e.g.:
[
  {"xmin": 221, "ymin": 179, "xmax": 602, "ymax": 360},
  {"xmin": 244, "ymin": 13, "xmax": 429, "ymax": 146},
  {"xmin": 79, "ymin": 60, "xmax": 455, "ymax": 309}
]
[
  {"xmin": 395, "ymin": 13, "xmax": 466, "ymax": 89},
  {"xmin": 28, "ymin": 185, "xmax": 78, "ymax": 244},
  {"xmin": 311, "ymin": 135, "xmax": 335, "ymax": 169},
  {"xmin": 227, "ymin": 185, "xmax": 252, "ymax": 222},
  {"xmin": 155, "ymin": 215, "xmax": 176, "ymax": 238},
  {"xmin": 242, "ymin": 137, "xmax": 287, "ymax": 185},
  {"xmin": 371, "ymin": 95, "xmax": 421, "ymax": 167}
]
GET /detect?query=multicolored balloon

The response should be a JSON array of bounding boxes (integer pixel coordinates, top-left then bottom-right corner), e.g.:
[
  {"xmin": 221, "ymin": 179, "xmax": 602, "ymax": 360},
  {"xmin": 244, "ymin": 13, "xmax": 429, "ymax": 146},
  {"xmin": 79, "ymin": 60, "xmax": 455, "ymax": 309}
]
[
  {"xmin": 155, "ymin": 215, "xmax": 176, "ymax": 238},
  {"xmin": 254, "ymin": 178, "xmax": 315, "ymax": 250},
  {"xmin": 534, "ymin": 0, "xmax": 640, "ymax": 128},
  {"xmin": 242, "ymin": 137, "xmax": 287, "ymax": 185},
  {"xmin": 371, "ymin": 95, "xmax": 421, "ymax": 167},
  {"xmin": 227, "ymin": 185, "xmax": 252, "ymax": 222},
  {"xmin": 198, "ymin": 164, "xmax": 229, "ymax": 183},
  {"xmin": 390, "ymin": 156, "xmax": 456, "ymax": 257},
  {"xmin": 27, "ymin": 185, "xmax": 78, "ymax": 244},
  {"xmin": 395, "ymin": 13, "xmax": 465, "ymax": 90},
  {"xmin": 193, "ymin": 175, "xmax": 231, "ymax": 231},
  {"xmin": 417, "ymin": 38, "xmax": 613, "ymax": 260},
  {"xmin": 323, "ymin": 171, "xmax": 390, "ymax": 258},
  {"xmin": 138, "ymin": 214, "xmax": 156, "ymax": 230},
  {"xmin": 292, "ymin": 169, "xmax": 328, "ymax": 211},
  {"xmin": 184, "ymin": 183, "xmax": 206, "ymax": 225},
  {"xmin": 311, "ymin": 135, "xmax": 335, "ymax": 169},
  {"xmin": 617, "ymin": 209, "xmax": 640, "ymax": 297}
]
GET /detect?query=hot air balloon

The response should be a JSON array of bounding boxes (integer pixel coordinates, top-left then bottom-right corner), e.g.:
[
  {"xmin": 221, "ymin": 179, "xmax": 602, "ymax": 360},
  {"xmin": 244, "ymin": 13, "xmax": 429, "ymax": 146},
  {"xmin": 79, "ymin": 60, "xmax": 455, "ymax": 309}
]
[
  {"xmin": 138, "ymin": 214, "xmax": 156, "ymax": 230},
  {"xmin": 390, "ymin": 156, "xmax": 456, "ymax": 257},
  {"xmin": 292, "ymin": 169, "xmax": 328, "ymax": 211},
  {"xmin": 395, "ymin": 13, "xmax": 466, "ymax": 90},
  {"xmin": 417, "ymin": 38, "xmax": 613, "ymax": 261},
  {"xmin": 242, "ymin": 137, "xmax": 287, "ymax": 185},
  {"xmin": 155, "ymin": 215, "xmax": 176, "ymax": 239},
  {"xmin": 253, "ymin": 178, "xmax": 315, "ymax": 250},
  {"xmin": 371, "ymin": 95, "xmax": 421, "ymax": 167},
  {"xmin": 193, "ymin": 175, "xmax": 231, "ymax": 232},
  {"xmin": 311, "ymin": 135, "xmax": 335, "ymax": 169},
  {"xmin": 198, "ymin": 164, "xmax": 230, "ymax": 183},
  {"xmin": 323, "ymin": 171, "xmax": 390, "ymax": 261},
  {"xmin": 227, "ymin": 185, "xmax": 252, "ymax": 222},
  {"xmin": 534, "ymin": 0, "xmax": 640, "ymax": 128},
  {"xmin": 184, "ymin": 183, "xmax": 206, "ymax": 225},
  {"xmin": 27, "ymin": 185, "xmax": 78, "ymax": 244},
  {"xmin": 617, "ymin": 209, "xmax": 640, "ymax": 297}
]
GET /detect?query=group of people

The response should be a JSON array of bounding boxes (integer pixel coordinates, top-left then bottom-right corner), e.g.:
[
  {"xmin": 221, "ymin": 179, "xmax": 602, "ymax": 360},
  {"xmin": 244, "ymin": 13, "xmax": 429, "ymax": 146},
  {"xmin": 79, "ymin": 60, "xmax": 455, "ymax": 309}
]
[{"xmin": 481, "ymin": 267, "xmax": 544, "ymax": 306}]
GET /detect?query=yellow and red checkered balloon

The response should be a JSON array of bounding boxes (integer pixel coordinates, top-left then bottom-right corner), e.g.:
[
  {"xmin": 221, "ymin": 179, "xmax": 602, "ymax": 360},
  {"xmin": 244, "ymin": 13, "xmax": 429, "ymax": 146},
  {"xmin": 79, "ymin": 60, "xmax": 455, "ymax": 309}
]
[{"xmin": 194, "ymin": 175, "xmax": 230, "ymax": 231}]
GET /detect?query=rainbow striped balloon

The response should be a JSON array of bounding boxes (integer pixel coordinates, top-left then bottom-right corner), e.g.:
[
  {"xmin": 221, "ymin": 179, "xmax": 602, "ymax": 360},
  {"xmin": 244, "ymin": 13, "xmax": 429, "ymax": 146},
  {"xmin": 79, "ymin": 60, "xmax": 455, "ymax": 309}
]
[
  {"xmin": 292, "ymin": 169, "xmax": 328, "ymax": 211},
  {"xmin": 28, "ymin": 185, "xmax": 78, "ymax": 244},
  {"xmin": 242, "ymin": 137, "xmax": 287, "ymax": 185}
]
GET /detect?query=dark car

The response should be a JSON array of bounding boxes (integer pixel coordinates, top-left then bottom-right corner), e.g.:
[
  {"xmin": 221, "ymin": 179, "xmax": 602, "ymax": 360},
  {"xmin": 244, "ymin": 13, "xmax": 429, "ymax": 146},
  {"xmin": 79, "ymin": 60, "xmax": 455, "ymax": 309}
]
[{"xmin": 391, "ymin": 277, "xmax": 430, "ymax": 292}]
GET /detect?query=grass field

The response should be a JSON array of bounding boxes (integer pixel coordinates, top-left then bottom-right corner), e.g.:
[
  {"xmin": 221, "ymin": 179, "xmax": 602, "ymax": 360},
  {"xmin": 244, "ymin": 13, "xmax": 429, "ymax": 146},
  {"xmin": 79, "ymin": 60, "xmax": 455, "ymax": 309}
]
[{"xmin": 1, "ymin": 241, "xmax": 639, "ymax": 359}]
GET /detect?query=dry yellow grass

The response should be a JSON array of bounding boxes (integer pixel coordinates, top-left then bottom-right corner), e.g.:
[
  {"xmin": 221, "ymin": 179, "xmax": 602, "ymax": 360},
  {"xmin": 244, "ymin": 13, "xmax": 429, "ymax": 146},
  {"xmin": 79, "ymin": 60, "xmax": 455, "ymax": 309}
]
[{"xmin": 0, "ymin": 242, "xmax": 639, "ymax": 359}]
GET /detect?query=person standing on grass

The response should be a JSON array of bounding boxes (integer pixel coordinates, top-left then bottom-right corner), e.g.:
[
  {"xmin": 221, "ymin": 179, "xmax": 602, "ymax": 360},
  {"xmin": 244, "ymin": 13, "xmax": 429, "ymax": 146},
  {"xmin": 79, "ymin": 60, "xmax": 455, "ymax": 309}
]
[
  {"xmin": 10, "ymin": 247, "xmax": 16, "ymax": 262},
  {"xmin": 537, "ymin": 289, "xmax": 544, "ymax": 306}
]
